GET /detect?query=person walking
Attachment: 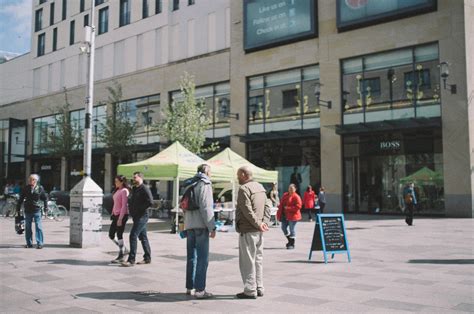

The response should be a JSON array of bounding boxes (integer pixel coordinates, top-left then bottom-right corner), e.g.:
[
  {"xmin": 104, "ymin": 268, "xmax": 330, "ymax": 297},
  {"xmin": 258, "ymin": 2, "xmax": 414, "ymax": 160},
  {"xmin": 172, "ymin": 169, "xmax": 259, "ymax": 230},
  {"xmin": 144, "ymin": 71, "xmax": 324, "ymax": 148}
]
[
  {"xmin": 184, "ymin": 164, "xmax": 216, "ymax": 299},
  {"xmin": 277, "ymin": 184, "xmax": 302, "ymax": 249},
  {"xmin": 235, "ymin": 166, "xmax": 271, "ymax": 299},
  {"xmin": 121, "ymin": 172, "xmax": 153, "ymax": 267},
  {"xmin": 269, "ymin": 182, "xmax": 279, "ymax": 226},
  {"xmin": 109, "ymin": 175, "xmax": 130, "ymax": 263},
  {"xmin": 318, "ymin": 186, "xmax": 326, "ymax": 213},
  {"xmin": 16, "ymin": 174, "xmax": 47, "ymax": 249},
  {"xmin": 303, "ymin": 185, "xmax": 316, "ymax": 222},
  {"xmin": 403, "ymin": 182, "xmax": 417, "ymax": 226}
]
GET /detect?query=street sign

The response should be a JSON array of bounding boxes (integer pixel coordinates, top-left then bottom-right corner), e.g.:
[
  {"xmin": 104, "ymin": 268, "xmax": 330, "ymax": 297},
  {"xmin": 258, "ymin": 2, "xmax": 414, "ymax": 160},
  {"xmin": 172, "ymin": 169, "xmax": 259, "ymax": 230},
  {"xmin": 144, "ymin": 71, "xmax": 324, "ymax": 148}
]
[{"xmin": 308, "ymin": 214, "xmax": 351, "ymax": 263}]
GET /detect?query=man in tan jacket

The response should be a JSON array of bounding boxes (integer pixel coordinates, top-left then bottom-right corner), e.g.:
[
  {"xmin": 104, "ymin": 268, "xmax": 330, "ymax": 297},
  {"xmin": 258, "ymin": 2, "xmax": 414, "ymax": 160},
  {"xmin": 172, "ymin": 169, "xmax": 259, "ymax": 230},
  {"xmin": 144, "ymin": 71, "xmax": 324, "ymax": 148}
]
[{"xmin": 235, "ymin": 166, "xmax": 271, "ymax": 299}]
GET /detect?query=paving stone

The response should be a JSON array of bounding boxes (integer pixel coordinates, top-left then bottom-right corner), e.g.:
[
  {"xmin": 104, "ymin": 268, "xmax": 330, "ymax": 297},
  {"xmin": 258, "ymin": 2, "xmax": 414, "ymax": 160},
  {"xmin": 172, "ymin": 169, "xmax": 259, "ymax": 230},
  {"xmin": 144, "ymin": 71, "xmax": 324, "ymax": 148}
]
[
  {"xmin": 363, "ymin": 298, "xmax": 426, "ymax": 311},
  {"xmin": 345, "ymin": 283, "xmax": 383, "ymax": 291},
  {"xmin": 393, "ymin": 278, "xmax": 437, "ymax": 285},
  {"xmin": 452, "ymin": 303, "xmax": 474, "ymax": 312},
  {"xmin": 24, "ymin": 273, "xmax": 63, "ymax": 282}
]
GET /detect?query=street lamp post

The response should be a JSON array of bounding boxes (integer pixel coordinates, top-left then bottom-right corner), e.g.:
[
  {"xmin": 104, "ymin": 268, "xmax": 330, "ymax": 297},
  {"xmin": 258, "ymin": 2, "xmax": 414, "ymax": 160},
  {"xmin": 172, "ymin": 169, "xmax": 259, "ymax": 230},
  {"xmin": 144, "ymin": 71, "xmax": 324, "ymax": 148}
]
[{"xmin": 69, "ymin": 0, "xmax": 103, "ymax": 248}]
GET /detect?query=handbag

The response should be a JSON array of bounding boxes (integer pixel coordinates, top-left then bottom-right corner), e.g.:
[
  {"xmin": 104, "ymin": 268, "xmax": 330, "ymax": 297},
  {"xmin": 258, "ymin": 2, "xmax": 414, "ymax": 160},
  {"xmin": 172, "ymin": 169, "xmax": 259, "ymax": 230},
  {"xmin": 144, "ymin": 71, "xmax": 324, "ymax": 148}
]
[{"xmin": 404, "ymin": 193, "xmax": 413, "ymax": 204}]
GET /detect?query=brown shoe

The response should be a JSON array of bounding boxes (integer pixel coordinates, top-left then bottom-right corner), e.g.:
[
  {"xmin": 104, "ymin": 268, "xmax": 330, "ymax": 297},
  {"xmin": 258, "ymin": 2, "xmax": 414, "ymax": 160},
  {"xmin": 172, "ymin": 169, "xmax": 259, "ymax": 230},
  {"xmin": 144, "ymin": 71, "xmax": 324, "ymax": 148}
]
[
  {"xmin": 136, "ymin": 259, "xmax": 151, "ymax": 265},
  {"xmin": 120, "ymin": 261, "xmax": 135, "ymax": 267}
]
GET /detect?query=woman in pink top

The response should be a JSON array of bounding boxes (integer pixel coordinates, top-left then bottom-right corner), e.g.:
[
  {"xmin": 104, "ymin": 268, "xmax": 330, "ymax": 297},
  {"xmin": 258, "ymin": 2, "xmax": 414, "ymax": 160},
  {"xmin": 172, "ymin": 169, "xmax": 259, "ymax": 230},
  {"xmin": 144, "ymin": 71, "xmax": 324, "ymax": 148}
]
[{"xmin": 109, "ymin": 175, "xmax": 130, "ymax": 263}]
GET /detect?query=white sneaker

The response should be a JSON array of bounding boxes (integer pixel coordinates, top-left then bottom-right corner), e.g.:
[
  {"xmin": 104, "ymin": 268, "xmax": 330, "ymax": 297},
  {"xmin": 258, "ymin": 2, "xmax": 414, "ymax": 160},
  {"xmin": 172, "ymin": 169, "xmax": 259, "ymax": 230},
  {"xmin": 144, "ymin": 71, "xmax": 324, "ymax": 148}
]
[
  {"xmin": 186, "ymin": 289, "xmax": 193, "ymax": 295},
  {"xmin": 195, "ymin": 290, "xmax": 213, "ymax": 299}
]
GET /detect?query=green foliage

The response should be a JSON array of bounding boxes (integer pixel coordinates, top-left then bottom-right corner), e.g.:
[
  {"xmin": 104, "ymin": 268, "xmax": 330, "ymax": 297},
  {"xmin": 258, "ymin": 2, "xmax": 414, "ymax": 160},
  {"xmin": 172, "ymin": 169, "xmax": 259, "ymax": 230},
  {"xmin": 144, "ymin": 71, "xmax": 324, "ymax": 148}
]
[
  {"xmin": 99, "ymin": 81, "xmax": 137, "ymax": 162},
  {"xmin": 156, "ymin": 72, "xmax": 218, "ymax": 155},
  {"xmin": 40, "ymin": 103, "xmax": 82, "ymax": 158}
]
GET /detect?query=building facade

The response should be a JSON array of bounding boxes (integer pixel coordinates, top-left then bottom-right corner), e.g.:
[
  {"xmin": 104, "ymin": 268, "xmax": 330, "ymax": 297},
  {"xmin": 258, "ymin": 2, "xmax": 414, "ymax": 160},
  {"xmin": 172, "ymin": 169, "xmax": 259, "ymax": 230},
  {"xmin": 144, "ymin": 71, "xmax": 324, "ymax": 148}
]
[{"xmin": 1, "ymin": 0, "xmax": 473, "ymax": 217}]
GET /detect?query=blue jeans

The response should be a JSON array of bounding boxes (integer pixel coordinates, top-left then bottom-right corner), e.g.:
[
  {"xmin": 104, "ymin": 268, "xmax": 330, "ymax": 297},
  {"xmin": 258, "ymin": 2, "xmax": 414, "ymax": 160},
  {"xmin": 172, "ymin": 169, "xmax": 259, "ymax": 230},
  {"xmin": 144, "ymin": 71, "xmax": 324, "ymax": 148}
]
[
  {"xmin": 128, "ymin": 215, "xmax": 151, "ymax": 263},
  {"xmin": 186, "ymin": 228, "xmax": 210, "ymax": 291},
  {"xmin": 280, "ymin": 217, "xmax": 297, "ymax": 238},
  {"xmin": 25, "ymin": 211, "xmax": 44, "ymax": 246}
]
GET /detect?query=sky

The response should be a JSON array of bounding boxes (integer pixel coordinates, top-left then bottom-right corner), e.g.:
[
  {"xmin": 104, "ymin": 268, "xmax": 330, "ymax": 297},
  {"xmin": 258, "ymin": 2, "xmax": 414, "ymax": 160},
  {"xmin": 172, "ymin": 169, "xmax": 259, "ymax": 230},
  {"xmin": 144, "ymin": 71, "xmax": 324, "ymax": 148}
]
[{"xmin": 0, "ymin": 0, "xmax": 32, "ymax": 55}]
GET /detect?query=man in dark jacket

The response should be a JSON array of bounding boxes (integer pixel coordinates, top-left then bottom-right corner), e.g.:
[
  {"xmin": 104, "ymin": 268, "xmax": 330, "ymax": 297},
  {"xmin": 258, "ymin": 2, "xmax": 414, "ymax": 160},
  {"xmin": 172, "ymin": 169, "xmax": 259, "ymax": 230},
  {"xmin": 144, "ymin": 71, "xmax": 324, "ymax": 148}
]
[
  {"xmin": 235, "ymin": 166, "xmax": 271, "ymax": 299},
  {"xmin": 121, "ymin": 172, "xmax": 153, "ymax": 266},
  {"xmin": 17, "ymin": 174, "xmax": 48, "ymax": 249}
]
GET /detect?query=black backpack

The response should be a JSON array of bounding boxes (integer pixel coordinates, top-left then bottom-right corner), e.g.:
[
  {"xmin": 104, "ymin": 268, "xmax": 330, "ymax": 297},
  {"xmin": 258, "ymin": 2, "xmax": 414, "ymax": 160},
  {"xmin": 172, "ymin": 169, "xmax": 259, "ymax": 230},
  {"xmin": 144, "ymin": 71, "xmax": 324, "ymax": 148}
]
[{"xmin": 180, "ymin": 179, "xmax": 200, "ymax": 211}]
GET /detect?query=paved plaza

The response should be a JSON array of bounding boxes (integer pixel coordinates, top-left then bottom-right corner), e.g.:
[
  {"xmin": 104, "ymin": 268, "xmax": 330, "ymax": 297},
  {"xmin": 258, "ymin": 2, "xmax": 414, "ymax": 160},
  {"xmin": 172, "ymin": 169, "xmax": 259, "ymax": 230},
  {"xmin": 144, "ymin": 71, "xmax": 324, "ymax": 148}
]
[{"xmin": 0, "ymin": 214, "xmax": 473, "ymax": 313}]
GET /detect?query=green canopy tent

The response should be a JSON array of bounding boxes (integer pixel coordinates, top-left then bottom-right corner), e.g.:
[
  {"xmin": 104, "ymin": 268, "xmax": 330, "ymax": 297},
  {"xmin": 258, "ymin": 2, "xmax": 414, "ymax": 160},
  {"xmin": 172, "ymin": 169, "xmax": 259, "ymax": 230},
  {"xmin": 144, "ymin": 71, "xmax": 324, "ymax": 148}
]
[
  {"xmin": 399, "ymin": 167, "xmax": 443, "ymax": 186},
  {"xmin": 117, "ymin": 141, "xmax": 205, "ymax": 229}
]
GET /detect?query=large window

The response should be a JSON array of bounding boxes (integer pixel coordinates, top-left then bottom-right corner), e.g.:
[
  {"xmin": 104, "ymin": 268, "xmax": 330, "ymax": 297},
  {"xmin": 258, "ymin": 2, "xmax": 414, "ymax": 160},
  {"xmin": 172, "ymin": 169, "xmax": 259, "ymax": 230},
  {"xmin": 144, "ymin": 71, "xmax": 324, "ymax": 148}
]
[
  {"xmin": 80, "ymin": 0, "xmax": 85, "ymax": 12},
  {"xmin": 170, "ymin": 83, "xmax": 230, "ymax": 139},
  {"xmin": 98, "ymin": 7, "xmax": 109, "ymax": 34},
  {"xmin": 95, "ymin": 0, "xmax": 104, "ymax": 5},
  {"xmin": 337, "ymin": 0, "xmax": 437, "ymax": 32},
  {"xmin": 173, "ymin": 0, "xmax": 179, "ymax": 11},
  {"xmin": 243, "ymin": 0, "xmax": 317, "ymax": 52},
  {"xmin": 33, "ymin": 115, "xmax": 58, "ymax": 154},
  {"xmin": 84, "ymin": 14, "xmax": 89, "ymax": 27},
  {"xmin": 342, "ymin": 43, "xmax": 440, "ymax": 124},
  {"xmin": 70, "ymin": 105, "xmax": 107, "ymax": 149},
  {"xmin": 35, "ymin": 9, "xmax": 43, "ymax": 32},
  {"xmin": 37, "ymin": 33, "xmax": 45, "ymax": 56},
  {"xmin": 119, "ymin": 0, "xmax": 131, "ymax": 27},
  {"xmin": 247, "ymin": 65, "xmax": 320, "ymax": 134}
]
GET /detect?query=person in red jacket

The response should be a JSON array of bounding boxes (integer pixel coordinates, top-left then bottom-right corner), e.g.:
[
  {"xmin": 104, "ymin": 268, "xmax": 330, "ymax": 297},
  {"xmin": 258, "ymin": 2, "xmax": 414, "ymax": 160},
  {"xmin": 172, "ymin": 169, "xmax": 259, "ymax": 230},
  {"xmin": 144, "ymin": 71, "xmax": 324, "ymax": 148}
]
[
  {"xmin": 303, "ymin": 185, "xmax": 316, "ymax": 222},
  {"xmin": 277, "ymin": 184, "xmax": 302, "ymax": 249}
]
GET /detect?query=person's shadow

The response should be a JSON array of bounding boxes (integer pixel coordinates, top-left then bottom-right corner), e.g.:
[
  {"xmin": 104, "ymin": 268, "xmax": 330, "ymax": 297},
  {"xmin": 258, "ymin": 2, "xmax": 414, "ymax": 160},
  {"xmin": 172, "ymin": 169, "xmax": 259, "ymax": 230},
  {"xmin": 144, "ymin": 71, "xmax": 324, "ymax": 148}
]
[
  {"xmin": 36, "ymin": 259, "xmax": 109, "ymax": 266},
  {"xmin": 76, "ymin": 291, "xmax": 235, "ymax": 302}
]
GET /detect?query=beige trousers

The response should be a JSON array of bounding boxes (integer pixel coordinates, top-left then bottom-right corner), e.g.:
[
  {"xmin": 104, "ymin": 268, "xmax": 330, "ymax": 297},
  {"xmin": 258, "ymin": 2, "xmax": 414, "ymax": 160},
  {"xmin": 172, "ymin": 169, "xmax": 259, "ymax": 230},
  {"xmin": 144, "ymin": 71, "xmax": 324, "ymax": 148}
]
[{"xmin": 239, "ymin": 231, "xmax": 264, "ymax": 296}]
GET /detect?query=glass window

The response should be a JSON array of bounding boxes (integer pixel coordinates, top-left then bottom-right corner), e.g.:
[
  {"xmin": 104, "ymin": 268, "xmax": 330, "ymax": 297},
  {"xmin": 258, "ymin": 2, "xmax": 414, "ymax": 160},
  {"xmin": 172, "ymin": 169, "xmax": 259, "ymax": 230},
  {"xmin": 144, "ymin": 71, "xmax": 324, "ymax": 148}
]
[
  {"xmin": 337, "ymin": 0, "xmax": 437, "ymax": 31},
  {"xmin": 35, "ymin": 9, "xmax": 43, "ymax": 32},
  {"xmin": 247, "ymin": 65, "xmax": 320, "ymax": 134},
  {"xmin": 155, "ymin": 0, "xmax": 162, "ymax": 14},
  {"xmin": 119, "ymin": 0, "xmax": 131, "ymax": 27},
  {"xmin": 37, "ymin": 33, "xmax": 45, "ymax": 56},
  {"xmin": 80, "ymin": 0, "xmax": 85, "ymax": 12},
  {"xmin": 143, "ymin": 0, "xmax": 149, "ymax": 18},
  {"xmin": 40, "ymin": 0, "xmax": 47, "ymax": 4},
  {"xmin": 69, "ymin": 20, "xmax": 75, "ymax": 45},
  {"xmin": 52, "ymin": 28, "xmax": 57, "ymax": 51},
  {"xmin": 84, "ymin": 14, "xmax": 89, "ymax": 27},
  {"xmin": 188, "ymin": 0, "xmax": 195, "ymax": 5},
  {"xmin": 62, "ymin": 0, "xmax": 67, "ymax": 21},
  {"xmin": 173, "ymin": 0, "xmax": 179, "ymax": 11},
  {"xmin": 50, "ymin": 2, "xmax": 54, "ymax": 25},
  {"xmin": 98, "ymin": 7, "xmax": 109, "ymax": 34},
  {"xmin": 33, "ymin": 115, "xmax": 59, "ymax": 154},
  {"xmin": 95, "ymin": 0, "xmax": 105, "ymax": 6},
  {"xmin": 342, "ymin": 43, "xmax": 440, "ymax": 123}
]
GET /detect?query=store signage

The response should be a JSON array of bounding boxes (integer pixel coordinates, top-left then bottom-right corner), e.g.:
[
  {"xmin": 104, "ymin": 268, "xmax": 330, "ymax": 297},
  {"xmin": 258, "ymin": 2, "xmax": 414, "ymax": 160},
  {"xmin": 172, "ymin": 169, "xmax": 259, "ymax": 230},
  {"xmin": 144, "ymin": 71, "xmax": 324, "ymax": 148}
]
[
  {"xmin": 379, "ymin": 140, "xmax": 401, "ymax": 150},
  {"xmin": 40, "ymin": 165, "xmax": 52, "ymax": 170},
  {"xmin": 244, "ymin": 0, "xmax": 316, "ymax": 52},
  {"xmin": 309, "ymin": 214, "xmax": 351, "ymax": 263}
]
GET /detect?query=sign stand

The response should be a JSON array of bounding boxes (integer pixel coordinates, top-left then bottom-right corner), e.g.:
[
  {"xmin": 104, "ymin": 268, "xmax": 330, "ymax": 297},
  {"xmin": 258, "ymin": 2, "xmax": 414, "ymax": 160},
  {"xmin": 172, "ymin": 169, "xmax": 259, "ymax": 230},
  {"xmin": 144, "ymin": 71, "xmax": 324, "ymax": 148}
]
[{"xmin": 308, "ymin": 214, "xmax": 351, "ymax": 264}]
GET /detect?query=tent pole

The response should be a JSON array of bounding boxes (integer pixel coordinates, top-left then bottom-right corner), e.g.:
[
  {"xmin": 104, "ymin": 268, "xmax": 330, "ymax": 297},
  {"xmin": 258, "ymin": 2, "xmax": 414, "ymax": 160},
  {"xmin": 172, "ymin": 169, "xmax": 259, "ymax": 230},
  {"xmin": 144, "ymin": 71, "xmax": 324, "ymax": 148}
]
[
  {"xmin": 232, "ymin": 180, "xmax": 236, "ymax": 230},
  {"xmin": 175, "ymin": 177, "xmax": 180, "ymax": 232}
]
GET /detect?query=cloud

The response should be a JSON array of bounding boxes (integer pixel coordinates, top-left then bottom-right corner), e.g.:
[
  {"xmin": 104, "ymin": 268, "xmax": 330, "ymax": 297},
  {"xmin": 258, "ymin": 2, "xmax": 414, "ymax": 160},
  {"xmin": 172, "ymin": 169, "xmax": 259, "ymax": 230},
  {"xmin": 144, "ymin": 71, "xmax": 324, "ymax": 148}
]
[{"xmin": 0, "ymin": 0, "xmax": 32, "ymax": 34}]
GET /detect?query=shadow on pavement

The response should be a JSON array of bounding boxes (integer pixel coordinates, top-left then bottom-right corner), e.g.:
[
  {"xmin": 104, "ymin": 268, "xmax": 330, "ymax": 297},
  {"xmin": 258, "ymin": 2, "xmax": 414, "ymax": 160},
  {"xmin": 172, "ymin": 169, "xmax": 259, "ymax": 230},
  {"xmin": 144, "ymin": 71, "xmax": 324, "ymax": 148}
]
[
  {"xmin": 0, "ymin": 243, "xmax": 75, "ymax": 249},
  {"xmin": 101, "ymin": 221, "xmax": 170, "ymax": 232},
  {"xmin": 76, "ymin": 291, "xmax": 235, "ymax": 302},
  {"xmin": 278, "ymin": 260, "xmax": 326, "ymax": 264},
  {"xmin": 408, "ymin": 259, "xmax": 474, "ymax": 265},
  {"xmin": 36, "ymin": 259, "xmax": 110, "ymax": 266}
]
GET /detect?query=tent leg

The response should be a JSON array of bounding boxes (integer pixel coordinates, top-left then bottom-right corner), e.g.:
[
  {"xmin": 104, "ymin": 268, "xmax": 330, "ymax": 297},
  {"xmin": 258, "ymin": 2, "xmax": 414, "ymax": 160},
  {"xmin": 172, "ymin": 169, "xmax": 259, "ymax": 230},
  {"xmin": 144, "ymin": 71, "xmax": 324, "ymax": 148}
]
[
  {"xmin": 232, "ymin": 180, "xmax": 236, "ymax": 230},
  {"xmin": 175, "ymin": 177, "xmax": 180, "ymax": 232}
]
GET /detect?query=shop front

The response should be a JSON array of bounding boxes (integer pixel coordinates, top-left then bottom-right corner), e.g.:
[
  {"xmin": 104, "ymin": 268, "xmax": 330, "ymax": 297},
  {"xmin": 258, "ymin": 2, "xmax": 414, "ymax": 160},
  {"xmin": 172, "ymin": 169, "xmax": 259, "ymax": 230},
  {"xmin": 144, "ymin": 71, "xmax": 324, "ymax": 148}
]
[{"xmin": 341, "ymin": 126, "xmax": 444, "ymax": 215}]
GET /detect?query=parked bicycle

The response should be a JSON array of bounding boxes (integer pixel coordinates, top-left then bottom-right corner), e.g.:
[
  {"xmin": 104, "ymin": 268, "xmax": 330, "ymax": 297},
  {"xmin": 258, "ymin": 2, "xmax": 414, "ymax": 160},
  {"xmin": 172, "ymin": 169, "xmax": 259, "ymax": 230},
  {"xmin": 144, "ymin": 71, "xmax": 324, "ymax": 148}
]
[
  {"xmin": 41, "ymin": 198, "xmax": 67, "ymax": 221},
  {"xmin": 1, "ymin": 194, "xmax": 20, "ymax": 217}
]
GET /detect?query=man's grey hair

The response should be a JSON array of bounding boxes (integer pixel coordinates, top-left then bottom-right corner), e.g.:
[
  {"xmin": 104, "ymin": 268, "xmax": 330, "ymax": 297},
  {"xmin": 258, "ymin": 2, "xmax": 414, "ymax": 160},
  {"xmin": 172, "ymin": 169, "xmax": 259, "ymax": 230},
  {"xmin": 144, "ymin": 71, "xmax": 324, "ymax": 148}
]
[
  {"xmin": 238, "ymin": 165, "xmax": 253, "ymax": 178},
  {"xmin": 197, "ymin": 164, "xmax": 211, "ymax": 175},
  {"xmin": 30, "ymin": 174, "xmax": 40, "ymax": 181}
]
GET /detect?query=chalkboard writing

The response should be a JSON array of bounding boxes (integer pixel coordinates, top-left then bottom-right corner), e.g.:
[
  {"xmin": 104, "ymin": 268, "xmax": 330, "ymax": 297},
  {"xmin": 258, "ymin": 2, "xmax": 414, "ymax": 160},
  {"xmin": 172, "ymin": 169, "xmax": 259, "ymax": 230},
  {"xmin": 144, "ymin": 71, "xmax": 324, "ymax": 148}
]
[
  {"xmin": 308, "ymin": 214, "xmax": 351, "ymax": 263},
  {"xmin": 321, "ymin": 216, "xmax": 346, "ymax": 251}
]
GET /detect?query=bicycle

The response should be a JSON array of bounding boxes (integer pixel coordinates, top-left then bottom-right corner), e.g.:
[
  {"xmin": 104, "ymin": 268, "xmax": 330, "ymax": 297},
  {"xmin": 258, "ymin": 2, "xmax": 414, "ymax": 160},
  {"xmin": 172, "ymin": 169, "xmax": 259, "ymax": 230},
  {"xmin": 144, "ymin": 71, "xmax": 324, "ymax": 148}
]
[
  {"xmin": 42, "ymin": 198, "xmax": 67, "ymax": 221},
  {"xmin": 1, "ymin": 194, "xmax": 19, "ymax": 217}
]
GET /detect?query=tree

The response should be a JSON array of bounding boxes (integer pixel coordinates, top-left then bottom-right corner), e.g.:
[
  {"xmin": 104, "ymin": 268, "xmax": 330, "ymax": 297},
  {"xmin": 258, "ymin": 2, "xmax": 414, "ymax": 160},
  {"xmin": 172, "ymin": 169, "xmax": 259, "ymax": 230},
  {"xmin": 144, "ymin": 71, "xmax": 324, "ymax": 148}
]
[
  {"xmin": 156, "ymin": 72, "xmax": 217, "ymax": 155},
  {"xmin": 99, "ymin": 81, "xmax": 137, "ymax": 164},
  {"xmin": 39, "ymin": 92, "xmax": 83, "ymax": 190}
]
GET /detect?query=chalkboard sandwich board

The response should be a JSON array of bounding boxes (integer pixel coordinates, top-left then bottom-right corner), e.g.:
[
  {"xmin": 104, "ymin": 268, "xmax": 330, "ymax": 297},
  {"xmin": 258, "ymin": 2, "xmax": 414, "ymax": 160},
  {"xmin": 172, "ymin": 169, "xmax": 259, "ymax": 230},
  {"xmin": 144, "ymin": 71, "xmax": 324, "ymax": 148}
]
[{"xmin": 308, "ymin": 214, "xmax": 351, "ymax": 263}]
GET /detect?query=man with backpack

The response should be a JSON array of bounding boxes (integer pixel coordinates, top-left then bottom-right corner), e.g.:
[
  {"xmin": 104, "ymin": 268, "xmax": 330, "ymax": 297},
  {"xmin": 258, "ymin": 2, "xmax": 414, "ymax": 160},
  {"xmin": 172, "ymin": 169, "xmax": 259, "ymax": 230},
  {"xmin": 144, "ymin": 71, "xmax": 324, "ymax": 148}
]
[{"xmin": 183, "ymin": 164, "xmax": 216, "ymax": 299}]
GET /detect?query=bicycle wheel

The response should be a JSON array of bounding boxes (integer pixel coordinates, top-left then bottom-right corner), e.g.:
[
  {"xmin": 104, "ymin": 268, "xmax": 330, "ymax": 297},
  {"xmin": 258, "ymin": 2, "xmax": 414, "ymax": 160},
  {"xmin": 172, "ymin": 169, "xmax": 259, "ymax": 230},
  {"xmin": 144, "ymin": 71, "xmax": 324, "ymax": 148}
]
[
  {"xmin": 54, "ymin": 205, "xmax": 67, "ymax": 221},
  {"xmin": 46, "ymin": 204, "xmax": 56, "ymax": 220},
  {"xmin": 4, "ymin": 203, "xmax": 16, "ymax": 218}
]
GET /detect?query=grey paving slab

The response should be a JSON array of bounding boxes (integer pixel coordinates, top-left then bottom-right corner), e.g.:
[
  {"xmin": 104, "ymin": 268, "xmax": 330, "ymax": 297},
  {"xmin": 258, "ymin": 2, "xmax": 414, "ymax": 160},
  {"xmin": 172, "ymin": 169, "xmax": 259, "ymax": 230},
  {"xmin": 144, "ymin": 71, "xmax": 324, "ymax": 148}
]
[
  {"xmin": 273, "ymin": 294, "xmax": 330, "ymax": 306},
  {"xmin": 452, "ymin": 303, "xmax": 474, "ymax": 312},
  {"xmin": 280, "ymin": 281, "xmax": 322, "ymax": 290},
  {"xmin": 393, "ymin": 278, "xmax": 437, "ymax": 285},
  {"xmin": 363, "ymin": 298, "xmax": 427, "ymax": 311},
  {"xmin": 345, "ymin": 283, "xmax": 384, "ymax": 291},
  {"xmin": 24, "ymin": 273, "xmax": 63, "ymax": 282}
]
